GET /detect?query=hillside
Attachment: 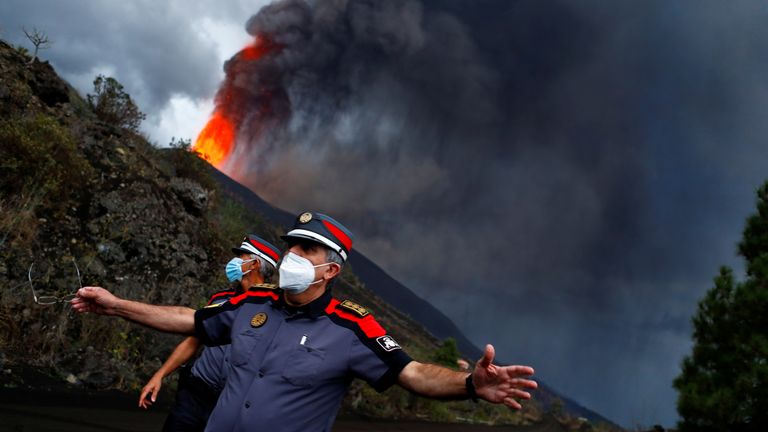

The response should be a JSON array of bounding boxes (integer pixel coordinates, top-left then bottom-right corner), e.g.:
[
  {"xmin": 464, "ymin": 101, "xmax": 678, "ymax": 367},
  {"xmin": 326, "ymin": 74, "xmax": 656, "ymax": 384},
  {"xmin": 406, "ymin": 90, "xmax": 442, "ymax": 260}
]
[{"xmin": 0, "ymin": 40, "xmax": 617, "ymax": 430}]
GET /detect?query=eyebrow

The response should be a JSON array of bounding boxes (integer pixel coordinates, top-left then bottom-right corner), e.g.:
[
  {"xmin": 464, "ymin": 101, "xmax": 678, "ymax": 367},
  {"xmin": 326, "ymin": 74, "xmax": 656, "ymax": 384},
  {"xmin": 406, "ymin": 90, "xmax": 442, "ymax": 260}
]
[{"xmin": 289, "ymin": 239, "xmax": 318, "ymax": 250}]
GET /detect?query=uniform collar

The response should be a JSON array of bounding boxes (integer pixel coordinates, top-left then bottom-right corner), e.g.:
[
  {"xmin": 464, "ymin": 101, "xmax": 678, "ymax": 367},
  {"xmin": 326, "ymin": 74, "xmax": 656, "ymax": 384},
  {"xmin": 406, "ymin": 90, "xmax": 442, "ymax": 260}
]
[{"xmin": 275, "ymin": 289, "xmax": 333, "ymax": 319}]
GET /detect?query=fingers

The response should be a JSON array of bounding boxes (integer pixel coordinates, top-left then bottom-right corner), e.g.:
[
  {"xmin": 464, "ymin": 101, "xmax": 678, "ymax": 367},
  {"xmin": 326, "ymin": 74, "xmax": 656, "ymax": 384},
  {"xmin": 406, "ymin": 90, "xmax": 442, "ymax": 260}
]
[
  {"xmin": 516, "ymin": 378, "xmax": 538, "ymax": 390},
  {"xmin": 77, "ymin": 286, "xmax": 100, "ymax": 298},
  {"xmin": 477, "ymin": 344, "xmax": 495, "ymax": 369},
  {"xmin": 139, "ymin": 397, "xmax": 153, "ymax": 409},
  {"xmin": 507, "ymin": 365, "xmax": 535, "ymax": 377},
  {"xmin": 507, "ymin": 388, "xmax": 532, "ymax": 401},
  {"xmin": 139, "ymin": 387, "xmax": 149, "ymax": 408},
  {"xmin": 502, "ymin": 397, "xmax": 523, "ymax": 410},
  {"xmin": 139, "ymin": 385, "xmax": 158, "ymax": 409},
  {"xmin": 70, "ymin": 299, "xmax": 87, "ymax": 313},
  {"xmin": 70, "ymin": 298, "xmax": 94, "ymax": 313},
  {"xmin": 71, "ymin": 287, "xmax": 110, "ymax": 314},
  {"xmin": 139, "ymin": 387, "xmax": 151, "ymax": 408}
]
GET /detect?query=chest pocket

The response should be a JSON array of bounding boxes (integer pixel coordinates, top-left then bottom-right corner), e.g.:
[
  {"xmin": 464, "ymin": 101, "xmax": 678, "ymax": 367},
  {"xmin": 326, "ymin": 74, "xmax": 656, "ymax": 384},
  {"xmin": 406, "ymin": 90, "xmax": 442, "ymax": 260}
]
[
  {"xmin": 281, "ymin": 345, "xmax": 326, "ymax": 387},
  {"xmin": 230, "ymin": 330, "xmax": 263, "ymax": 366}
]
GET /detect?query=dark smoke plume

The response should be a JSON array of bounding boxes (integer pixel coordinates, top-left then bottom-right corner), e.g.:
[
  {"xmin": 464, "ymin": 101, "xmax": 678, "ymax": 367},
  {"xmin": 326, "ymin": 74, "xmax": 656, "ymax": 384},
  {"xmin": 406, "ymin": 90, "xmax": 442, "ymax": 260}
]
[{"xmin": 213, "ymin": 0, "xmax": 768, "ymax": 426}]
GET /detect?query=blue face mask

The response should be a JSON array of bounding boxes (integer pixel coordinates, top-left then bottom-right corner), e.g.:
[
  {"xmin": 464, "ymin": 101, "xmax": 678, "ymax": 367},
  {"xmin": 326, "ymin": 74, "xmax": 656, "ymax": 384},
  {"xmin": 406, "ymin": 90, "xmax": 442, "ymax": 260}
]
[{"xmin": 226, "ymin": 257, "xmax": 255, "ymax": 282}]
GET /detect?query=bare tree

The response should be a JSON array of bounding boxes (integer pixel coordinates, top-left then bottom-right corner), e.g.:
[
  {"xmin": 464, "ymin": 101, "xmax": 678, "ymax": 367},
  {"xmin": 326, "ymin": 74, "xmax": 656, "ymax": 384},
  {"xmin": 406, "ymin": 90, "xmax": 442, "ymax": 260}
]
[{"xmin": 22, "ymin": 27, "xmax": 52, "ymax": 63}]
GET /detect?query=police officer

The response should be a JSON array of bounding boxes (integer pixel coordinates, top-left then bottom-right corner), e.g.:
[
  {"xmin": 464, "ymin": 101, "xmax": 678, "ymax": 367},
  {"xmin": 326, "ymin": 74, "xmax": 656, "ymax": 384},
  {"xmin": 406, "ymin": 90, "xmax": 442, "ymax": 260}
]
[
  {"xmin": 73, "ymin": 212, "xmax": 538, "ymax": 432},
  {"xmin": 138, "ymin": 235, "xmax": 280, "ymax": 432}
]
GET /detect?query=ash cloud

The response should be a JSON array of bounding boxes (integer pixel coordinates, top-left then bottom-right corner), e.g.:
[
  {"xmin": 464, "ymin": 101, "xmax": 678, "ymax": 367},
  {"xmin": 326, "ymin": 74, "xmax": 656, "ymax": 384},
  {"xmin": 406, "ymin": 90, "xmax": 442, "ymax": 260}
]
[{"xmin": 219, "ymin": 0, "xmax": 768, "ymax": 426}]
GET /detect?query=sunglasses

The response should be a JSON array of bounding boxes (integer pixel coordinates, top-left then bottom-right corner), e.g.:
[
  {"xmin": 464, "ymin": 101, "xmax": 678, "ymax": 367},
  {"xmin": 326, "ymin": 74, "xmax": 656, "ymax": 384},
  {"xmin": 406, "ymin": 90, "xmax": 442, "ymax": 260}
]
[{"xmin": 27, "ymin": 257, "xmax": 82, "ymax": 305}]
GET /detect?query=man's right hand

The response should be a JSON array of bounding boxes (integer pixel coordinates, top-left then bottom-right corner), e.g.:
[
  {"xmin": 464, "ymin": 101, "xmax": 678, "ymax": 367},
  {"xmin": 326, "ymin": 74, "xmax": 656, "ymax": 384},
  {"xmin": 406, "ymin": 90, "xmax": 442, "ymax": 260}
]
[
  {"xmin": 139, "ymin": 374, "xmax": 163, "ymax": 409},
  {"xmin": 71, "ymin": 287, "xmax": 196, "ymax": 335},
  {"xmin": 71, "ymin": 286, "xmax": 120, "ymax": 315}
]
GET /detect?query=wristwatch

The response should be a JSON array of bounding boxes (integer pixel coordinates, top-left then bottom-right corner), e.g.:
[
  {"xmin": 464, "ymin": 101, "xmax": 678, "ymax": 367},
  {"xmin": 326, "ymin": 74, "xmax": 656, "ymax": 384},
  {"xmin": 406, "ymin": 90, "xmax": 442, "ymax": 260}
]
[{"xmin": 465, "ymin": 374, "xmax": 479, "ymax": 402}]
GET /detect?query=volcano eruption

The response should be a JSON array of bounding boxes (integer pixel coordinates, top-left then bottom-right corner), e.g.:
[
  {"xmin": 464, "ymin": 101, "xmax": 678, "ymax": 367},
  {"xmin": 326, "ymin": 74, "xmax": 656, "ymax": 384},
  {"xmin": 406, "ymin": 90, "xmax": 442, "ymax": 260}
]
[{"xmin": 192, "ymin": 34, "xmax": 286, "ymax": 169}]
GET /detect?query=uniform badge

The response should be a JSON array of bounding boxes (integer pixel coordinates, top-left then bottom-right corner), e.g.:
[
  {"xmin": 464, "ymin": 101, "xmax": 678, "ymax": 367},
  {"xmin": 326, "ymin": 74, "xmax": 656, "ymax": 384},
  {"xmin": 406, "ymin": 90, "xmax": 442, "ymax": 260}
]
[
  {"xmin": 298, "ymin": 212, "xmax": 313, "ymax": 223},
  {"xmin": 340, "ymin": 300, "xmax": 369, "ymax": 317},
  {"xmin": 250, "ymin": 312, "xmax": 268, "ymax": 328},
  {"xmin": 376, "ymin": 335, "xmax": 402, "ymax": 352}
]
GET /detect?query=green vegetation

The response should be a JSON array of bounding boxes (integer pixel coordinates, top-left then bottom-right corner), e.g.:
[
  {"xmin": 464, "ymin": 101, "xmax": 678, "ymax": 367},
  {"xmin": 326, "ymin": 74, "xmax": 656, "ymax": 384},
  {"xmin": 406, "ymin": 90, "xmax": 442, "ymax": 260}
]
[
  {"xmin": 432, "ymin": 337, "xmax": 461, "ymax": 367},
  {"xmin": 87, "ymin": 75, "xmax": 146, "ymax": 133},
  {"xmin": 673, "ymin": 181, "xmax": 768, "ymax": 431},
  {"xmin": 14, "ymin": 44, "xmax": 30, "ymax": 58},
  {"xmin": 0, "ymin": 115, "xmax": 93, "ymax": 248}
]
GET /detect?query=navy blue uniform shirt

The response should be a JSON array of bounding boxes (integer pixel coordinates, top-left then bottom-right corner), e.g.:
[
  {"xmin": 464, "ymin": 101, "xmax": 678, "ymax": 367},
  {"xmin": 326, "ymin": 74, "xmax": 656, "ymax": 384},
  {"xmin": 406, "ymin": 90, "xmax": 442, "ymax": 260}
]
[
  {"xmin": 194, "ymin": 287, "xmax": 412, "ymax": 432},
  {"xmin": 190, "ymin": 289, "xmax": 237, "ymax": 392}
]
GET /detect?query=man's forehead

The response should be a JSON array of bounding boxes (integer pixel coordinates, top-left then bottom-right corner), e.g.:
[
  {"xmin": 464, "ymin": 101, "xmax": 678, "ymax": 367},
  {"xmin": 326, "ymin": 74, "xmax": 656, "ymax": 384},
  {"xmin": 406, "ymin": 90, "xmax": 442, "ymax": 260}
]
[{"xmin": 287, "ymin": 238, "xmax": 326, "ymax": 251}]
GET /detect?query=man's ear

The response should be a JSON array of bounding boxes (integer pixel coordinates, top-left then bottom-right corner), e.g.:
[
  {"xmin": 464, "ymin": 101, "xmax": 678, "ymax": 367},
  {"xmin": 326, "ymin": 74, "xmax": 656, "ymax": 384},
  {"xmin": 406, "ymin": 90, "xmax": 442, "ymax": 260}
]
[
  {"xmin": 253, "ymin": 258, "xmax": 262, "ymax": 272},
  {"xmin": 324, "ymin": 263, "xmax": 342, "ymax": 280}
]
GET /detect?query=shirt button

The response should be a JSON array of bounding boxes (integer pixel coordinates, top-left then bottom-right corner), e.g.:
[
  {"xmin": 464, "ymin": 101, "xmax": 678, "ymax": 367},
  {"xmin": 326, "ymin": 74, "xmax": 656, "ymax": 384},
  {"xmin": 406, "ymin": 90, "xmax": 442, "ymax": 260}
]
[
  {"xmin": 245, "ymin": 401, "xmax": 251, "ymax": 408},
  {"xmin": 258, "ymin": 370, "xmax": 265, "ymax": 378}
]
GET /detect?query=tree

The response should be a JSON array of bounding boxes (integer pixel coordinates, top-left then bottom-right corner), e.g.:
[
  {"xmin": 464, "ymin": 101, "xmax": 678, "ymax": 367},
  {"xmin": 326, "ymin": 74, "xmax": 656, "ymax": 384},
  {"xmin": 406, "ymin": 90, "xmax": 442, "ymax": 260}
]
[
  {"xmin": 87, "ymin": 75, "xmax": 146, "ymax": 133},
  {"xmin": 673, "ymin": 181, "xmax": 768, "ymax": 432},
  {"xmin": 432, "ymin": 337, "xmax": 462, "ymax": 368},
  {"xmin": 22, "ymin": 27, "xmax": 51, "ymax": 63}
]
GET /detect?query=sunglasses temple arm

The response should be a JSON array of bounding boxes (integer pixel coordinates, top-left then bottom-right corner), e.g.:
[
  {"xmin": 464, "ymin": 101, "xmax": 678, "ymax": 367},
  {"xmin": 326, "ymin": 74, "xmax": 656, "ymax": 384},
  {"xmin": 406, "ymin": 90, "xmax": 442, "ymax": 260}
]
[
  {"xmin": 73, "ymin": 257, "xmax": 82, "ymax": 289},
  {"xmin": 28, "ymin": 263, "xmax": 39, "ymax": 303}
]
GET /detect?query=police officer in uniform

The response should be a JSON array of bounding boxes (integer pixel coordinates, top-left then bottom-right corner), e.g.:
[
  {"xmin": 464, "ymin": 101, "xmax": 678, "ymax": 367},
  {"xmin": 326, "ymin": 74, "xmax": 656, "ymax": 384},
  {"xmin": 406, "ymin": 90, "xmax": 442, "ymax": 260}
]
[
  {"xmin": 73, "ymin": 212, "xmax": 538, "ymax": 432},
  {"xmin": 138, "ymin": 235, "xmax": 281, "ymax": 432}
]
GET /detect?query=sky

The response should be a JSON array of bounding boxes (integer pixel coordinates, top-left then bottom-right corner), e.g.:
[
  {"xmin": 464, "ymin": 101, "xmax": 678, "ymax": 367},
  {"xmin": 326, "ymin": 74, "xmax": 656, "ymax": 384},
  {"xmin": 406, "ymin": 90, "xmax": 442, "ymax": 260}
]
[{"xmin": 3, "ymin": 0, "xmax": 768, "ymax": 428}]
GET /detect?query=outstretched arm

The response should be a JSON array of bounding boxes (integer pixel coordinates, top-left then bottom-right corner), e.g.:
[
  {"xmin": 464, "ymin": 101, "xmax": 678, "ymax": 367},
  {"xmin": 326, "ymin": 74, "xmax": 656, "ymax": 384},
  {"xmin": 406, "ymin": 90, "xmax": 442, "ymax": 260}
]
[
  {"xmin": 397, "ymin": 344, "xmax": 537, "ymax": 409},
  {"xmin": 71, "ymin": 286, "xmax": 196, "ymax": 334},
  {"xmin": 139, "ymin": 336, "xmax": 202, "ymax": 409}
]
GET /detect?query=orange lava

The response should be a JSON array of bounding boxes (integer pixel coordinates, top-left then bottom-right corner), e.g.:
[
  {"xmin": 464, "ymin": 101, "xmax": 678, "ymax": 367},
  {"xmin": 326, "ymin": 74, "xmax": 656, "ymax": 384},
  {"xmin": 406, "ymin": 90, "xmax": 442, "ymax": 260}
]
[
  {"xmin": 192, "ymin": 35, "xmax": 280, "ymax": 167},
  {"xmin": 192, "ymin": 112, "xmax": 235, "ymax": 167}
]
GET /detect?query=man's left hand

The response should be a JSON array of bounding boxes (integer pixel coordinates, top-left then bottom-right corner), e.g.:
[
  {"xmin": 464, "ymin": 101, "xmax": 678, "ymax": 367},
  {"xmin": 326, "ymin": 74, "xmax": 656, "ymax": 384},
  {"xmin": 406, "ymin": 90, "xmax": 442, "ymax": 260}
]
[{"xmin": 473, "ymin": 344, "xmax": 537, "ymax": 409}]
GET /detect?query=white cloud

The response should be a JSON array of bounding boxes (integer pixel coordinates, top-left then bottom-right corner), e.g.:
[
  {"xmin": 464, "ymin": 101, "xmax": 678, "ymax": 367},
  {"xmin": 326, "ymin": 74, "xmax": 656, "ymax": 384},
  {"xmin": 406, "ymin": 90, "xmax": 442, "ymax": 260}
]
[
  {"xmin": 144, "ymin": 95, "xmax": 214, "ymax": 147},
  {"xmin": 143, "ymin": 15, "xmax": 254, "ymax": 147}
]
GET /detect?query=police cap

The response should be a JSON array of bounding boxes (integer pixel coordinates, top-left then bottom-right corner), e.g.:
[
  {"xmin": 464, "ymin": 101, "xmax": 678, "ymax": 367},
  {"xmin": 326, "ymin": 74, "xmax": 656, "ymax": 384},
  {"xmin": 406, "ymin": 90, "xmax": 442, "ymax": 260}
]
[
  {"xmin": 232, "ymin": 234, "xmax": 280, "ymax": 268},
  {"xmin": 281, "ymin": 212, "xmax": 353, "ymax": 261}
]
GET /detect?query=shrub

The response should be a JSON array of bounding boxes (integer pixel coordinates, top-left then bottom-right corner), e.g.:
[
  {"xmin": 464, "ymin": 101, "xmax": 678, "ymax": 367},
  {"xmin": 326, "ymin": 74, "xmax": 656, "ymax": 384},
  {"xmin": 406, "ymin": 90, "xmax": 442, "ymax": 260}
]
[
  {"xmin": 87, "ymin": 75, "xmax": 146, "ymax": 133},
  {"xmin": 0, "ymin": 115, "xmax": 92, "ymax": 234}
]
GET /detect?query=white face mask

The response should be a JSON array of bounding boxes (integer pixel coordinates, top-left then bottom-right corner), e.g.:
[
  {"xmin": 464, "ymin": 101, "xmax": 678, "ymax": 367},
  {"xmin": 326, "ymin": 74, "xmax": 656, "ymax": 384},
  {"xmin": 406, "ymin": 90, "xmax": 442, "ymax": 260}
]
[{"xmin": 278, "ymin": 252, "xmax": 332, "ymax": 295}]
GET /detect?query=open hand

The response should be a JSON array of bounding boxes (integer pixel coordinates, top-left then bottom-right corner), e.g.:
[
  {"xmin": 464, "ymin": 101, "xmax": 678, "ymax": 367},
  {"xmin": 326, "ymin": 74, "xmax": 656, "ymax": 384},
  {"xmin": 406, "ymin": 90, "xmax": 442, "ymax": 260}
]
[{"xmin": 473, "ymin": 344, "xmax": 537, "ymax": 409}]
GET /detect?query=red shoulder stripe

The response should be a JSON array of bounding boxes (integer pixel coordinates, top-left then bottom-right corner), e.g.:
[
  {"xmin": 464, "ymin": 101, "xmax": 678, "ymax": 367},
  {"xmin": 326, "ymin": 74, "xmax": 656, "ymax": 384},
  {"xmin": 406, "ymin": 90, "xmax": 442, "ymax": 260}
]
[
  {"xmin": 327, "ymin": 301, "xmax": 386, "ymax": 338},
  {"xmin": 230, "ymin": 289, "xmax": 279, "ymax": 305},
  {"xmin": 325, "ymin": 298, "xmax": 341, "ymax": 314},
  {"xmin": 206, "ymin": 290, "xmax": 236, "ymax": 306}
]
